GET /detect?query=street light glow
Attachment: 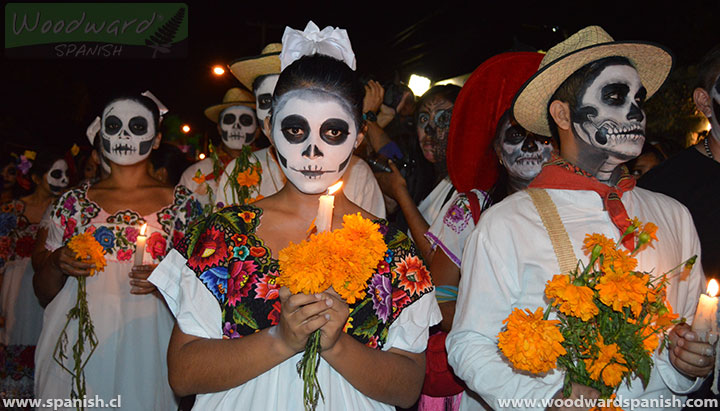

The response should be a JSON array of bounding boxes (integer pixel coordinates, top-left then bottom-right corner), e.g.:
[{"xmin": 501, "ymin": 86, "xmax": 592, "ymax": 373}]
[
  {"xmin": 198, "ymin": 153, "xmax": 206, "ymax": 160},
  {"xmin": 212, "ymin": 66, "xmax": 225, "ymax": 76},
  {"xmin": 408, "ymin": 74, "xmax": 432, "ymax": 97},
  {"xmin": 182, "ymin": 124, "xmax": 191, "ymax": 133}
]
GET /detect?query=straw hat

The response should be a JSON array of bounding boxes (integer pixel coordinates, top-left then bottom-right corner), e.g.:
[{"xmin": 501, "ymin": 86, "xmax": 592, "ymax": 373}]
[
  {"xmin": 447, "ymin": 52, "xmax": 544, "ymax": 193},
  {"xmin": 204, "ymin": 88, "xmax": 256, "ymax": 123},
  {"xmin": 512, "ymin": 26, "xmax": 673, "ymax": 137},
  {"xmin": 229, "ymin": 43, "xmax": 282, "ymax": 91}
]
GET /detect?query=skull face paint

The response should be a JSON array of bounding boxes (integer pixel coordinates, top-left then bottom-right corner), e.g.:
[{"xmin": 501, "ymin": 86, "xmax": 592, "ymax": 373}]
[
  {"xmin": 101, "ymin": 99, "xmax": 157, "ymax": 166},
  {"xmin": 46, "ymin": 159, "xmax": 69, "ymax": 194},
  {"xmin": 219, "ymin": 105, "xmax": 257, "ymax": 149},
  {"xmin": 255, "ymin": 74, "xmax": 280, "ymax": 130},
  {"xmin": 571, "ymin": 64, "xmax": 647, "ymax": 162},
  {"xmin": 271, "ymin": 90, "xmax": 358, "ymax": 194},
  {"xmin": 708, "ymin": 74, "xmax": 720, "ymax": 142},
  {"xmin": 416, "ymin": 96, "xmax": 453, "ymax": 164},
  {"xmin": 498, "ymin": 117, "xmax": 554, "ymax": 180}
]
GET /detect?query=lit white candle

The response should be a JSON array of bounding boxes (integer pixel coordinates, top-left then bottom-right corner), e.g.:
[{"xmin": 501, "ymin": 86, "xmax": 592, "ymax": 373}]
[
  {"xmin": 134, "ymin": 223, "xmax": 148, "ymax": 266},
  {"xmin": 692, "ymin": 278, "xmax": 719, "ymax": 343},
  {"xmin": 315, "ymin": 181, "xmax": 343, "ymax": 233}
]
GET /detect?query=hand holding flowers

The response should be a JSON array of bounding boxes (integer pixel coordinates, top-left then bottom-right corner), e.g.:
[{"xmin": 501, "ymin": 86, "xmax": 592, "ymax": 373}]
[
  {"xmin": 276, "ymin": 286, "xmax": 334, "ymax": 354},
  {"xmin": 668, "ymin": 323, "xmax": 716, "ymax": 378}
]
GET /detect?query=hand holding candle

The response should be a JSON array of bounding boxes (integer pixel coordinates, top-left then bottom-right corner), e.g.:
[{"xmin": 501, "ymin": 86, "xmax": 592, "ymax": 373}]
[
  {"xmin": 692, "ymin": 278, "xmax": 719, "ymax": 344},
  {"xmin": 134, "ymin": 223, "xmax": 147, "ymax": 266},
  {"xmin": 315, "ymin": 181, "xmax": 343, "ymax": 233}
]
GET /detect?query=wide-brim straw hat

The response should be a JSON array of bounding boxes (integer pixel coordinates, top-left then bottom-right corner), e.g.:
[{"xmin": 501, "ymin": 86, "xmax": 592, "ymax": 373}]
[
  {"xmin": 447, "ymin": 52, "xmax": 544, "ymax": 193},
  {"xmin": 204, "ymin": 88, "xmax": 256, "ymax": 123},
  {"xmin": 229, "ymin": 43, "xmax": 282, "ymax": 91},
  {"xmin": 512, "ymin": 26, "xmax": 673, "ymax": 137}
]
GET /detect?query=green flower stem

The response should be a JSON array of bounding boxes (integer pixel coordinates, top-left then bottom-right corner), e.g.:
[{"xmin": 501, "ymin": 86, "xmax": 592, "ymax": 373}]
[{"xmin": 297, "ymin": 329, "xmax": 324, "ymax": 411}]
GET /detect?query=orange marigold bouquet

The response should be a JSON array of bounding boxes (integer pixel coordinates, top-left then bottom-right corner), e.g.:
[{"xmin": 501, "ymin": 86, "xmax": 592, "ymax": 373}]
[
  {"xmin": 278, "ymin": 213, "xmax": 387, "ymax": 411},
  {"xmin": 498, "ymin": 219, "xmax": 696, "ymax": 400},
  {"xmin": 54, "ymin": 232, "xmax": 106, "ymax": 406}
]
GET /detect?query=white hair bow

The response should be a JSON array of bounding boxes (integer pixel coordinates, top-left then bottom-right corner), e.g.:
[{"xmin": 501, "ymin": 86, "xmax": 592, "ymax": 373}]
[
  {"xmin": 141, "ymin": 90, "xmax": 169, "ymax": 118},
  {"xmin": 279, "ymin": 21, "xmax": 356, "ymax": 71},
  {"xmin": 86, "ymin": 116, "xmax": 101, "ymax": 145}
]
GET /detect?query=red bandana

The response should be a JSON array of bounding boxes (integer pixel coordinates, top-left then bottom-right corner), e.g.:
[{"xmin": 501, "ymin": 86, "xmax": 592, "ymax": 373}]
[{"xmin": 528, "ymin": 156, "xmax": 637, "ymax": 250}]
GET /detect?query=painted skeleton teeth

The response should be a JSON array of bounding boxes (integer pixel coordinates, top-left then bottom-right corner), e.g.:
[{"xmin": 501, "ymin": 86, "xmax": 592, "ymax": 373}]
[{"xmin": 112, "ymin": 144, "xmax": 137, "ymax": 154}]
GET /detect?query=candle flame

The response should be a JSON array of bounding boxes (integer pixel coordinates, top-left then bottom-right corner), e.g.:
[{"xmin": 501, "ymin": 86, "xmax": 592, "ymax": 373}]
[
  {"xmin": 140, "ymin": 223, "xmax": 147, "ymax": 236},
  {"xmin": 708, "ymin": 279, "xmax": 719, "ymax": 297},
  {"xmin": 327, "ymin": 181, "xmax": 343, "ymax": 195}
]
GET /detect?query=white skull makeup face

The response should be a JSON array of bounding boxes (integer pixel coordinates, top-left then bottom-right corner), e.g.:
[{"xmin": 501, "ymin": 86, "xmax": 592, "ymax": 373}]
[
  {"xmin": 101, "ymin": 99, "xmax": 157, "ymax": 166},
  {"xmin": 708, "ymin": 75, "xmax": 720, "ymax": 142},
  {"xmin": 219, "ymin": 105, "xmax": 257, "ymax": 149},
  {"xmin": 271, "ymin": 90, "xmax": 358, "ymax": 194},
  {"xmin": 46, "ymin": 159, "xmax": 69, "ymax": 194},
  {"xmin": 255, "ymin": 74, "xmax": 280, "ymax": 131},
  {"xmin": 571, "ymin": 64, "xmax": 647, "ymax": 162},
  {"xmin": 416, "ymin": 96, "xmax": 453, "ymax": 164},
  {"xmin": 498, "ymin": 117, "xmax": 554, "ymax": 180}
]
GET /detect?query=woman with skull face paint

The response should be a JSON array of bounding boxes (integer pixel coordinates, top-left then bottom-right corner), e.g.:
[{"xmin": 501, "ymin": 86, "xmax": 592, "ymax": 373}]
[
  {"xmin": 0, "ymin": 152, "xmax": 21, "ymax": 204},
  {"xmin": 149, "ymin": 46, "xmax": 441, "ymax": 409},
  {"xmin": 32, "ymin": 93, "xmax": 203, "ymax": 410},
  {"xmin": 375, "ymin": 85, "xmax": 461, "ymax": 263},
  {"xmin": 0, "ymin": 151, "xmax": 68, "ymax": 400}
]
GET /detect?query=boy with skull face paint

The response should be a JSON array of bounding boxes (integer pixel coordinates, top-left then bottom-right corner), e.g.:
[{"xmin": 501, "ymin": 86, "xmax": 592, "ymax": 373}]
[
  {"xmin": 33, "ymin": 93, "xmax": 203, "ymax": 410},
  {"xmin": 149, "ymin": 22, "xmax": 440, "ymax": 410},
  {"xmin": 447, "ymin": 27, "xmax": 713, "ymax": 411},
  {"xmin": 223, "ymin": 41, "xmax": 387, "ymax": 218},
  {"xmin": 0, "ymin": 151, "xmax": 68, "ymax": 400},
  {"xmin": 178, "ymin": 87, "xmax": 261, "ymax": 206}
]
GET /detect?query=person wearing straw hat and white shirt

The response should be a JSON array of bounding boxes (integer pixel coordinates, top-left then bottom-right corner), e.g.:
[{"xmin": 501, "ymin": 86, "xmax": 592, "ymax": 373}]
[
  {"xmin": 446, "ymin": 26, "xmax": 714, "ymax": 410},
  {"xmin": 222, "ymin": 35, "xmax": 387, "ymax": 218},
  {"xmin": 178, "ymin": 87, "xmax": 259, "ymax": 206}
]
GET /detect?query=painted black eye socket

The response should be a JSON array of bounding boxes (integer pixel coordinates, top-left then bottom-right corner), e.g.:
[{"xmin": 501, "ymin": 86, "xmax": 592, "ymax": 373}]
[
  {"xmin": 320, "ymin": 118, "xmax": 350, "ymax": 146},
  {"xmin": 634, "ymin": 87, "xmax": 647, "ymax": 107},
  {"xmin": 280, "ymin": 114, "xmax": 310, "ymax": 144},
  {"xmin": 239, "ymin": 114, "xmax": 254, "ymax": 127},
  {"xmin": 129, "ymin": 116, "xmax": 148, "ymax": 135},
  {"xmin": 222, "ymin": 113, "xmax": 236, "ymax": 125},
  {"xmin": 417, "ymin": 113, "xmax": 430, "ymax": 125},
  {"xmin": 601, "ymin": 83, "xmax": 630, "ymax": 106},
  {"xmin": 433, "ymin": 109, "xmax": 452, "ymax": 128},
  {"xmin": 504, "ymin": 126, "xmax": 528, "ymax": 145},
  {"xmin": 50, "ymin": 170, "xmax": 63, "ymax": 179},
  {"xmin": 105, "ymin": 115, "xmax": 122, "ymax": 135},
  {"xmin": 258, "ymin": 94, "xmax": 272, "ymax": 110}
]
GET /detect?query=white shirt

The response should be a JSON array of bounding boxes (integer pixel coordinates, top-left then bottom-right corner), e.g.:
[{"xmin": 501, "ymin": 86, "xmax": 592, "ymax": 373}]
[
  {"xmin": 447, "ymin": 187, "xmax": 705, "ymax": 411},
  {"xmin": 217, "ymin": 148, "xmax": 387, "ymax": 218},
  {"xmin": 178, "ymin": 157, "xmax": 217, "ymax": 206}
]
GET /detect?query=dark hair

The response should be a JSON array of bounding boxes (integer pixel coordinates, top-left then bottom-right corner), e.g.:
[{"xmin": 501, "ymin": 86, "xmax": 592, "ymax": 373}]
[
  {"xmin": 103, "ymin": 94, "xmax": 162, "ymax": 130},
  {"xmin": 546, "ymin": 56, "xmax": 634, "ymax": 144},
  {"xmin": 415, "ymin": 85, "xmax": 462, "ymax": 118},
  {"xmin": 272, "ymin": 54, "xmax": 364, "ymax": 127},
  {"xmin": 149, "ymin": 143, "xmax": 191, "ymax": 186},
  {"xmin": 696, "ymin": 44, "xmax": 720, "ymax": 91},
  {"xmin": 29, "ymin": 151, "xmax": 66, "ymax": 180}
]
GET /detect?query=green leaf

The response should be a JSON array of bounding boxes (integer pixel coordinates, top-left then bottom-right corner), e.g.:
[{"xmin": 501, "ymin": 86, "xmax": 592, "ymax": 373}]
[
  {"xmin": 354, "ymin": 316, "xmax": 379, "ymax": 338},
  {"xmin": 233, "ymin": 303, "xmax": 259, "ymax": 330}
]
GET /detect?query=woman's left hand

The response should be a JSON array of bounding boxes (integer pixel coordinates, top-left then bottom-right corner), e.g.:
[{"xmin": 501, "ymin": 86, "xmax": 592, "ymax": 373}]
[
  {"xmin": 129, "ymin": 264, "xmax": 159, "ymax": 296},
  {"xmin": 319, "ymin": 287, "xmax": 349, "ymax": 353}
]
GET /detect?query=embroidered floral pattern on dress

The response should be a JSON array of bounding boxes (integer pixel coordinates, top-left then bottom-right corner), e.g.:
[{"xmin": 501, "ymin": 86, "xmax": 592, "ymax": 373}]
[
  {"xmin": 442, "ymin": 196, "xmax": 472, "ymax": 234},
  {"xmin": 0, "ymin": 200, "xmax": 38, "ymax": 269},
  {"xmin": 176, "ymin": 205, "xmax": 433, "ymax": 349}
]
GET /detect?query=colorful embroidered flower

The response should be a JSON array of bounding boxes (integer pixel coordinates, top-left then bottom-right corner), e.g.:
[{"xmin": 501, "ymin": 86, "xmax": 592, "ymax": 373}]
[
  {"xmin": 62, "ymin": 216, "xmax": 77, "ymax": 242},
  {"xmin": 232, "ymin": 245, "xmax": 249, "ymax": 260},
  {"xmin": 172, "ymin": 231, "xmax": 184, "ymax": 248},
  {"xmin": 232, "ymin": 233, "xmax": 248, "ymax": 246},
  {"xmin": 223, "ymin": 322, "xmax": 240, "ymax": 339},
  {"xmin": 239, "ymin": 211, "xmax": 256, "ymax": 223},
  {"xmin": 188, "ymin": 227, "xmax": 228, "ymax": 271},
  {"xmin": 0, "ymin": 237, "xmax": 11, "ymax": 260},
  {"xmin": 343, "ymin": 316, "xmax": 354, "ymax": 333},
  {"xmin": 0, "ymin": 213, "xmax": 17, "ymax": 236},
  {"xmin": 199, "ymin": 266, "xmax": 229, "ymax": 303},
  {"xmin": 376, "ymin": 260, "xmax": 390, "ymax": 275},
  {"xmin": 366, "ymin": 335, "xmax": 380, "ymax": 349},
  {"xmin": 249, "ymin": 246, "xmax": 266, "ymax": 257},
  {"xmin": 267, "ymin": 301, "xmax": 281, "ymax": 325},
  {"xmin": 124, "ymin": 226, "xmax": 139, "ymax": 243},
  {"xmin": 254, "ymin": 271, "xmax": 280, "ymax": 301},
  {"xmin": 93, "ymin": 226, "xmax": 115, "ymax": 251},
  {"xmin": 117, "ymin": 248, "xmax": 133, "ymax": 261},
  {"xmin": 369, "ymin": 274, "xmax": 392, "ymax": 323},
  {"xmin": 63, "ymin": 195, "xmax": 76, "ymax": 210},
  {"xmin": 146, "ymin": 231, "xmax": 167, "ymax": 260},
  {"xmin": 443, "ymin": 202, "xmax": 470, "ymax": 233},
  {"xmin": 227, "ymin": 260, "xmax": 258, "ymax": 306},
  {"xmin": 498, "ymin": 307, "xmax": 566, "ymax": 374},
  {"xmin": 394, "ymin": 255, "xmax": 432, "ymax": 296},
  {"xmin": 392, "ymin": 288, "xmax": 411, "ymax": 317},
  {"xmin": 14, "ymin": 236, "xmax": 35, "ymax": 258}
]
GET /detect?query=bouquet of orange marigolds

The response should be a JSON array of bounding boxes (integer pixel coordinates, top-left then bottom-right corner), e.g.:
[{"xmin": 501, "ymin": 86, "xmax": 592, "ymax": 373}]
[
  {"xmin": 278, "ymin": 213, "xmax": 387, "ymax": 411},
  {"xmin": 54, "ymin": 232, "xmax": 106, "ymax": 405},
  {"xmin": 498, "ymin": 218, "xmax": 696, "ymax": 401}
]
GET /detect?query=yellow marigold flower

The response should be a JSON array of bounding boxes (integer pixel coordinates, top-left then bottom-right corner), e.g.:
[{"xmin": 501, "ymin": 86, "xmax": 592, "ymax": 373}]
[
  {"xmin": 23, "ymin": 150, "xmax": 37, "ymax": 161},
  {"xmin": 545, "ymin": 275, "xmax": 599, "ymax": 321},
  {"xmin": 236, "ymin": 167, "xmax": 260, "ymax": 187},
  {"xmin": 192, "ymin": 169, "xmax": 206, "ymax": 184},
  {"xmin": 641, "ymin": 326, "xmax": 660, "ymax": 353},
  {"xmin": 584, "ymin": 337, "xmax": 628, "ymax": 387},
  {"xmin": 596, "ymin": 271, "xmax": 648, "ymax": 316},
  {"xmin": 70, "ymin": 144, "xmax": 80, "ymax": 157},
  {"xmin": 247, "ymin": 194, "xmax": 264, "ymax": 204},
  {"xmin": 498, "ymin": 307, "xmax": 566, "ymax": 374},
  {"xmin": 67, "ymin": 232, "xmax": 106, "ymax": 276},
  {"xmin": 601, "ymin": 362, "xmax": 629, "ymax": 387},
  {"xmin": 583, "ymin": 233, "xmax": 615, "ymax": 257},
  {"xmin": 637, "ymin": 222, "xmax": 659, "ymax": 252},
  {"xmin": 601, "ymin": 248, "xmax": 637, "ymax": 276}
]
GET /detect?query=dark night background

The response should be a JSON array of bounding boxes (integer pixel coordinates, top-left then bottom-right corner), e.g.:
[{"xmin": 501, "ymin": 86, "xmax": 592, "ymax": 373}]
[{"xmin": 2, "ymin": 0, "xmax": 719, "ymax": 156}]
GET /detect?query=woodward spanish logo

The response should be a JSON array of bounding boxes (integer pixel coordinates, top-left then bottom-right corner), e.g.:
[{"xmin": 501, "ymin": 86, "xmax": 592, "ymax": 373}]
[{"xmin": 5, "ymin": 3, "xmax": 188, "ymax": 58}]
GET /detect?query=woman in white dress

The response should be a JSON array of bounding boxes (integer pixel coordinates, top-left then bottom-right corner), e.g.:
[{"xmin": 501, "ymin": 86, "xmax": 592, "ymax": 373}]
[{"xmin": 32, "ymin": 92, "xmax": 202, "ymax": 410}]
